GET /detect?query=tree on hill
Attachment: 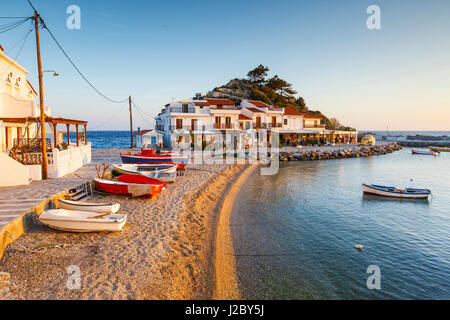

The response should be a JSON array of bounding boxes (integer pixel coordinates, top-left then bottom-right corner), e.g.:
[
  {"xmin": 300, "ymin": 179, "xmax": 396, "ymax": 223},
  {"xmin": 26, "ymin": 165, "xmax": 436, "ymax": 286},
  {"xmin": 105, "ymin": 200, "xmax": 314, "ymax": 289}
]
[
  {"xmin": 266, "ymin": 75, "xmax": 297, "ymax": 97},
  {"xmin": 247, "ymin": 64, "xmax": 269, "ymax": 84}
]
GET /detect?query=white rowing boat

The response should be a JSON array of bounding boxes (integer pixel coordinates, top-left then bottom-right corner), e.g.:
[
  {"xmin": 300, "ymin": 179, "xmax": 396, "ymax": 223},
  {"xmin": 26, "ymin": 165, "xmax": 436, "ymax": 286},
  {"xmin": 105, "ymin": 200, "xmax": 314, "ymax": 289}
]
[
  {"xmin": 39, "ymin": 209, "xmax": 127, "ymax": 232},
  {"xmin": 362, "ymin": 183, "xmax": 431, "ymax": 199},
  {"xmin": 411, "ymin": 149, "xmax": 439, "ymax": 156},
  {"xmin": 59, "ymin": 199, "xmax": 120, "ymax": 213},
  {"xmin": 112, "ymin": 163, "xmax": 178, "ymax": 182}
]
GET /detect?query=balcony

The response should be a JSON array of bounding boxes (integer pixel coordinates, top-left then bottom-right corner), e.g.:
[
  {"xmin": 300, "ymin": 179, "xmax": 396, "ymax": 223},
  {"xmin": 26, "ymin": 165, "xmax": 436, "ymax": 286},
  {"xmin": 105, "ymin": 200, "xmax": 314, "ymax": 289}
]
[
  {"xmin": 253, "ymin": 123, "xmax": 268, "ymax": 129},
  {"xmin": 169, "ymin": 125, "xmax": 207, "ymax": 131},
  {"xmin": 269, "ymin": 123, "xmax": 282, "ymax": 128},
  {"xmin": 169, "ymin": 106, "xmax": 195, "ymax": 113},
  {"xmin": 213, "ymin": 123, "xmax": 235, "ymax": 129},
  {"xmin": 304, "ymin": 124, "xmax": 326, "ymax": 129},
  {"xmin": 155, "ymin": 124, "xmax": 164, "ymax": 131}
]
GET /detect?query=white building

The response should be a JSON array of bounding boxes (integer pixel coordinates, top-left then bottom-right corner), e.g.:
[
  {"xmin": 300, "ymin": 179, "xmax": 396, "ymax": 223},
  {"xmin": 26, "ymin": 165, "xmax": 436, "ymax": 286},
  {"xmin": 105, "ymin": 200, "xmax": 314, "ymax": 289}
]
[
  {"xmin": 136, "ymin": 129, "xmax": 163, "ymax": 148},
  {"xmin": 0, "ymin": 44, "xmax": 91, "ymax": 186},
  {"xmin": 155, "ymin": 95, "xmax": 358, "ymax": 150}
]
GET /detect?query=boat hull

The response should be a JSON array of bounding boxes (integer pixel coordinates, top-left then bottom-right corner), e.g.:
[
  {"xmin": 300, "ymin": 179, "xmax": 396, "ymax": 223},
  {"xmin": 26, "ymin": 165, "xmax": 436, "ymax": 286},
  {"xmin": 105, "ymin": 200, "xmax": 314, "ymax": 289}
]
[
  {"xmin": 39, "ymin": 209, "xmax": 127, "ymax": 232},
  {"xmin": 59, "ymin": 199, "xmax": 120, "ymax": 213},
  {"xmin": 362, "ymin": 184, "xmax": 431, "ymax": 199},
  {"xmin": 411, "ymin": 149, "xmax": 438, "ymax": 155},
  {"xmin": 94, "ymin": 177, "xmax": 166, "ymax": 198}
]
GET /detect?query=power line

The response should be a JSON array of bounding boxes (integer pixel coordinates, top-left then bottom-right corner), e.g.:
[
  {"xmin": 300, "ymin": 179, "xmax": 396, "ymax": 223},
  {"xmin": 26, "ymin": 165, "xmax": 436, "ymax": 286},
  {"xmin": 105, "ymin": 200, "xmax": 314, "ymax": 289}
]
[
  {"xmin": 0, "ymin": 17, "xmax": 32, "ymax": 33},
  {"xmin": 0, "ymin": 19, "xmax": 34, "ymax": 77},
  {"xmin": 89, "ymin": 103, "xmax": 129, "ymax": 130},
  {"xmin": 38, "ymin": 18, "xmax": 129, "ymax": 104}
]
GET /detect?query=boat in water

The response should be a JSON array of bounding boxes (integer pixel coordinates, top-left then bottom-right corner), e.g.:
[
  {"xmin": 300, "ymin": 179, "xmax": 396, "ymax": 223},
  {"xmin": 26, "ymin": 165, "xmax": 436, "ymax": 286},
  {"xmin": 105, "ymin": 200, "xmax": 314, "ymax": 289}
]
[
  {"xmin": 59, "ymin": 199, "xmax": 120, "ymax": 213},
  {"xmin": 120, "ymin": 149, "xmax": 188, "ymax": 169},
  {"xmin": 429, "ymin": 146, "xmax": 450, "ymax": 152},
  {"xmin": 112, "ymin": 163, "xmax": 178, "ymax": 182},
  {"xmin": 94, "ymin": 175, "xmax": 166, "ymax": 198},
  {"xmin": 411, "ymin": 149, "xmax": 439, "ymax": 156},
  {"xmin": 362, "ymin": 183, "xmax": 431, "ymax": 199},
  {"xmin": 39, "ymin": 209, "xmax": 127, "ymax": 232}
]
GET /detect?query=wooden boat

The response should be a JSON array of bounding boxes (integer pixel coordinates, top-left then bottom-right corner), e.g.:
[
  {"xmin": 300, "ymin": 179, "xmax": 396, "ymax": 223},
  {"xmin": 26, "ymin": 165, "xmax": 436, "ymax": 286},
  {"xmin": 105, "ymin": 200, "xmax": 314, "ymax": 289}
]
[
  {"xmin": 59, "ymin": 199, "xmax": 120, "ymax": 213},
  {"xmin": 112, "ymin": 163, "xmax": 177, "ymax": 182},
  {"xmin": 362, "ymin": 183, "xmax": 431, "ymax": 199},
  {"xmin": 411, "ymin": 149, "xmax": 439, "ymax": 156},
  {"xmin": 39, "ymin": 209, "xmax": 127, "ymax": 232},
  {"xmin": 429, "ymin": 146, "xmax": 450, "ymax": 152},
  {"xmin": 120, "ymin": 149, "xmax": 188, "ymax": 169},
  {"xmin": 94, "ymin": 175, "xmax": 166, "ymax": 198}
]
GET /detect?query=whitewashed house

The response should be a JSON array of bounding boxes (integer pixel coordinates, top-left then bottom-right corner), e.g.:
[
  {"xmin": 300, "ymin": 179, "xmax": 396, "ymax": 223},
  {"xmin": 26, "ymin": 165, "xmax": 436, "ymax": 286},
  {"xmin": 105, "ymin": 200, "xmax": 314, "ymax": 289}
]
[
  {"xmin": 136, "ymin": 129, "xmax": 163, "ymax": 148},
  {"xmin": 0, "ymin": 44, "xmax": 91, "ymax": 186}
]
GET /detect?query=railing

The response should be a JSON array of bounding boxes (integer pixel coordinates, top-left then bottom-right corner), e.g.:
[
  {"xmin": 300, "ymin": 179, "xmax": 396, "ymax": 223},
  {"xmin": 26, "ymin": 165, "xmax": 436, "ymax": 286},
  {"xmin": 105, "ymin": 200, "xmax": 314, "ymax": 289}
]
[
  {"xmin": 253, "ymin": 123, "xmax": 268, "ymax": 129},
  {"xmin": 169, "ymin": 125, "xmax": 207, "ymax": 131},
  {"xmin": 213, "ymin": 123, "xmax": 235, "ymax": 129},
  {"xmin": 269, "ymin": 123, "xmax": 282, "ymax": 128},
  {"xmin": 304, "ymin": 124, "xmax": 326, "ymax": 128},
  {"xmin": 155, "ymin": 124, "xmax": 164, "ymax": 131},
  {"xmin": 169, "ymin": 106, "xmax": 196, "ymax": 113}
]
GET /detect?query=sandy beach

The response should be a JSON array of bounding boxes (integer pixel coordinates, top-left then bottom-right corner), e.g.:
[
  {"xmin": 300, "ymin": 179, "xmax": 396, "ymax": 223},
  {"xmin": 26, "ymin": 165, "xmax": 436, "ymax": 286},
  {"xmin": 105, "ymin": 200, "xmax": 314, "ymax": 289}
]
[{"xmin": 0, "ymin": 149, "xmax": 250, "ymax": 300}]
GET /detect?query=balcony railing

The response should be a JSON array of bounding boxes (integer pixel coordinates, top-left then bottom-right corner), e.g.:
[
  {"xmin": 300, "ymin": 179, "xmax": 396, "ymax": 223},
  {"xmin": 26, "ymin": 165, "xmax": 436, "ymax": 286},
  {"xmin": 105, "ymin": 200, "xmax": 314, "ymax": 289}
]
[
  {"xmin": 269, "ymin": 123, "xmax": 282, "ymax": 128},
  {"xmin": 213, "ymin": 123, "xmax": 235, "ymax": 129},
  {"xmin": 169, "ymin": 106, "xmax": 195, "ymax": 113},
  {"xmin": 304, "ymin": 124, "xmax": 326, "ymax": 128}
]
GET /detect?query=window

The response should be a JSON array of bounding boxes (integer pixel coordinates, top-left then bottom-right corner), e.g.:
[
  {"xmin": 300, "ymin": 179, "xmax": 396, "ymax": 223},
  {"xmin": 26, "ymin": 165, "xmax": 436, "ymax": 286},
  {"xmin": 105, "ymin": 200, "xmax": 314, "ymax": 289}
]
[
  {"xmin": 176, "ymin": 119, "xmax": 183, "ymax": 129},
  {"xmin": 182, "ymin": 104, "xmax": 189, "ymax": 113},
  {"xmin": 284, "ymin": 118, "xmax": 288, "ymax": 125}
]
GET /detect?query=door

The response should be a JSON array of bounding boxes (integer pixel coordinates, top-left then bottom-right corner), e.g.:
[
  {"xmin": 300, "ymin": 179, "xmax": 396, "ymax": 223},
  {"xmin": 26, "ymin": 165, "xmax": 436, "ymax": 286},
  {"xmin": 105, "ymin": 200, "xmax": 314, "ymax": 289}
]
[
  {"xmin": 256, "ymin": 117, "xmax": 261, "ymax": 129},
  {"xmin": 191, "ymin": 119, "xmax": 197, "ymax": 131},
  {"xmin": 225, "ymin": 117, "xmax": 231, "ymax": 129},
  {"xmin": 272, "ymin": 116, "xmax": 276, "ymax": 128},
  {"xmin": 215, "ymin": 117, "xmax": 221, "ymax": 129},
  {"xmin": 176, "ymin": 119, "xmax": 183, "ymax": 129}
]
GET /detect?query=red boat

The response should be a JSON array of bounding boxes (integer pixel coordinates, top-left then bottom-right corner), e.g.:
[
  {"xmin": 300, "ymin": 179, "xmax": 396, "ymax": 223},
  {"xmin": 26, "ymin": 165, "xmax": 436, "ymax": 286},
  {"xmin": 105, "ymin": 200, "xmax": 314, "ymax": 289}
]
[{"xmin": 94, "ymin": 175, "xmax": 166, "ymax": 198}]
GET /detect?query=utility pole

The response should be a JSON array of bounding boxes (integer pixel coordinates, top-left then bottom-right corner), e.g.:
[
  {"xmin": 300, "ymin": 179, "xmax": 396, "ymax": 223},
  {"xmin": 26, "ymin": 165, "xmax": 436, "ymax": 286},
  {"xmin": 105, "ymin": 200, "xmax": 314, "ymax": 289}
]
[
  {"xmin": 34, "ymin": 10, "xmax": 48, "ymax": 179},
  {"xmin": 129, "ymin": 95, "xmax": 133, "ymax": 148}
]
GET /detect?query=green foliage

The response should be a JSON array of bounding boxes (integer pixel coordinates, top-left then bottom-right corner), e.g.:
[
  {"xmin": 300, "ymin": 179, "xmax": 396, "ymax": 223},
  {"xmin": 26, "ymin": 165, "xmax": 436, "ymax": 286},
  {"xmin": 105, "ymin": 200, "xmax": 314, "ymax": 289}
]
[{"xmin": 247, "ymin": 64, "xmax": 269, "ymax": 84}]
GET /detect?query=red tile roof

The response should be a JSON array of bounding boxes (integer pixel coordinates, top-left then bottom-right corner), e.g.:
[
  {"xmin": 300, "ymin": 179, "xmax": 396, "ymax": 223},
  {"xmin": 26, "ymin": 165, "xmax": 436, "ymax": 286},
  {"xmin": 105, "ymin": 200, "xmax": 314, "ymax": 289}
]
[
  {"xmin": 205, "ymin": 98, "xmax": 235, "ymax": 106},
  {"xmin": 136, "ymin": 129, "xmax": 154, "ymax": 136},
  {"xmin": 239, "ymin": 114, "xmax": 252, "ymax": 120},
  {"xmin": 0, "ymin": 44, "xmax": 3, "ymax": 52},
  {"xmin": 298, "ymin": 112, "xmax": 321, "ymax": 119},
  {"xmin": 246, "ymin": 100, "xmax": 270, "ymax": 107},
  {"xmin": 274, "ymin": 106, "xmax": 302, "ymax": 116},
  {"xmin": 245, "ymin": 107, "xmax": 266, "ymax": 113}
]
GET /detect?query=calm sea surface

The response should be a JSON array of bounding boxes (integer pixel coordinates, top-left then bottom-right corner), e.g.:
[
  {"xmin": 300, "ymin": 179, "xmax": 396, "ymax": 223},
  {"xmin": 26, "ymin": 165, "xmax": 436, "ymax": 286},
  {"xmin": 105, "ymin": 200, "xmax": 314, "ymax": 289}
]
[{"xmin": 231, "ymin": 148, "xmax": 450, "ymax": 299}]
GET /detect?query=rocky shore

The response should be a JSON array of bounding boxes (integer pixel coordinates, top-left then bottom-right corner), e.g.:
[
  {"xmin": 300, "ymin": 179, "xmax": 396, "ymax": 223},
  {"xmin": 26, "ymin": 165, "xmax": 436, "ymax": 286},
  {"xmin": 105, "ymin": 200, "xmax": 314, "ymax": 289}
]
[
  {"xmin": 278, "ymin": 143, "xmax": 402, "ymax": 161},
  {"xmin": 398, "ymin": 141, "xmax": 450, "ymax": 148}
]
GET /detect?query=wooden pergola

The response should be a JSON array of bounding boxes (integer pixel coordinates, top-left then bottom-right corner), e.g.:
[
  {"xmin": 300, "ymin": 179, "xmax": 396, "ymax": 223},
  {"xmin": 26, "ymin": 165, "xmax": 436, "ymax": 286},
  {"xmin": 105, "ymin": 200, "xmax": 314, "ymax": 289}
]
[{"xmin": 0, "ymin": 116, "xmax": 88, "ymax": 148}]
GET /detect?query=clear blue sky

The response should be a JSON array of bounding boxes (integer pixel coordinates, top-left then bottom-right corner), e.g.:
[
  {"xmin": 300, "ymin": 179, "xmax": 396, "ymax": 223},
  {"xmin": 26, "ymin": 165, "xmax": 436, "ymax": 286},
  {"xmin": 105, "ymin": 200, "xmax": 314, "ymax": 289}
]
[{"xmin": 1, "ymin": 0, "xmax": 449, "ymax": 130}]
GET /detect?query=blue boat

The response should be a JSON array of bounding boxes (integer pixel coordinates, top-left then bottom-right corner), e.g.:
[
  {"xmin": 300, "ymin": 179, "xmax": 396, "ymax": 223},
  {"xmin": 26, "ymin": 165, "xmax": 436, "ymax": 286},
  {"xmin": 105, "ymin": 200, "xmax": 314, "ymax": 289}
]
[{"xmin": 362, "ymin": 183, "xmax": 431, "ymax": 199}]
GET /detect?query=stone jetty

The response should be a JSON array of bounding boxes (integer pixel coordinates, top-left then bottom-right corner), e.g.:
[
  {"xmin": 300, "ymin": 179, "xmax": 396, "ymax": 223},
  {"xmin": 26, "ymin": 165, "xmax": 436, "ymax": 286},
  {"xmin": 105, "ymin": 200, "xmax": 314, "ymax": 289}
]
[{"xmin": 278, "ymin": 143, "xmax": 402, "ymax": 161}]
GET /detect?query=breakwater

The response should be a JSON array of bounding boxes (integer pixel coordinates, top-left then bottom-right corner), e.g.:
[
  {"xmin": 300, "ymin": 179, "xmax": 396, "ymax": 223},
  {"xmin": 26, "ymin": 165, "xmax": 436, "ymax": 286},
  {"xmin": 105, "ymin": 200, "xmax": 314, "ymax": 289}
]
[
  {"xmin": 279, "ymin": 143, "xmax": 402, "ymax": 161},
  {"xmin": 399, "ymin": 141, "xmax": 450, "ymax": 148}
]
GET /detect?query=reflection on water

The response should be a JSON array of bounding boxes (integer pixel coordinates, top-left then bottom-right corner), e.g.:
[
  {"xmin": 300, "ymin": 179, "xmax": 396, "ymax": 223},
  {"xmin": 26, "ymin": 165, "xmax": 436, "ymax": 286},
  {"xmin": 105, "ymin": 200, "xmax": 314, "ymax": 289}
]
[{"xmin": 231, "ymin": 148, "xmax": 450, "ymax": 299}]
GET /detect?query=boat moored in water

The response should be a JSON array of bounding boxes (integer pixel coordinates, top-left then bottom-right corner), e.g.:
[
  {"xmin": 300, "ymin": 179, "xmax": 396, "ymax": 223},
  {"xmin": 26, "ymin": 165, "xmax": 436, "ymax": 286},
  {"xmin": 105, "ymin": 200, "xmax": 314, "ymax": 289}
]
[
  {"xmin": 39, "ymin": 209, "xmax": 127, "ymax": 232},
  {"xmin": 362, "ymin": 183, "xmax": 431, "ymax": 199},
  {"xmin": 411, "ymin": 149, "xmax": 439, "ymax": 156},
  {"xmin": 58, "ymin": 199, "xmax": 120, "ymax": 213}
]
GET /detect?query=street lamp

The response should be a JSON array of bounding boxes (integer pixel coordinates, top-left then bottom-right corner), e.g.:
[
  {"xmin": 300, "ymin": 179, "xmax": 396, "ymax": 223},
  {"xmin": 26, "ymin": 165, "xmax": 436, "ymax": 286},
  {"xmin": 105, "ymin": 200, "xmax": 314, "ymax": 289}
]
[{"xmin": 43, "ymin": 70, "xmax": 59, "ymax": 77}]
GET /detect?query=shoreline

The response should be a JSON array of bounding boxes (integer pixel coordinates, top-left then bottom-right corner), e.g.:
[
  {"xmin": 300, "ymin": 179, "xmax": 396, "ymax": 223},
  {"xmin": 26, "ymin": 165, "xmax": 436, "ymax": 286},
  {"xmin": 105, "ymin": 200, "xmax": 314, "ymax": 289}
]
[
  {"xmin": 0, "ymin": 156, "xmax": 250, "ymax": 299},
  {"xmin": 213, "ymin": 164, "xmax": 257, "ymax": 299}
]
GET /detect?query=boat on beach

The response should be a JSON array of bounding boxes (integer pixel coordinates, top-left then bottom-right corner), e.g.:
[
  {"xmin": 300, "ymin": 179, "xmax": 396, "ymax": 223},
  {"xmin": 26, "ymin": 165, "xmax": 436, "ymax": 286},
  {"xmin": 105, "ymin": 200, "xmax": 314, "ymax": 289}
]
[
  {"xmin": 411, "ymin": 149, "xmax": 439, "ymax": 156},
  {"xmin": 58, "ymin": 198, "xmax": 120, "ymax": 213},
  {"xmin": 94, "ymin": 175, "xmax": 166, "ymax": 198},
  {"xmin": 112, "ymin": 163, "xmax": 178, "ymax": 182},
  {"xmin": 362, "ymin": 183, "xmax": 431, "ymax": 199},
  {"xmin": 120, "ymin": 149, "xmax": 188, "ymax": 169},
  {"xmin": 39, "ymin": 209, "xmax": 127, "ymax": 232},
  {"xmin": 429, "ymin": 146, "xmax": 450, "ymax": 152}
]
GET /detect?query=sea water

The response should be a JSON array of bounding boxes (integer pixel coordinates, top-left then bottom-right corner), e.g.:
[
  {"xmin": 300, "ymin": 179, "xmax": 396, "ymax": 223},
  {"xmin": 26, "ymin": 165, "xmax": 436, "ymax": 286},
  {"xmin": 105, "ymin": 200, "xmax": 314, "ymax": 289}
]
[{"xmin": 231, "ymin": 148, "xmax": 450, "ymax": 299}]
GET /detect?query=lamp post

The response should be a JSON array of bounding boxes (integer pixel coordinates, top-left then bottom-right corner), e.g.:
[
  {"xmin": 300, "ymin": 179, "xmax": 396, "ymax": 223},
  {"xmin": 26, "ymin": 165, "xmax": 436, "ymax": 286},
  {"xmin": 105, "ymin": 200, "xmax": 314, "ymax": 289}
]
[{"xmin": 43, "ymin": 70, "xmax": 59, "ymax": 77}]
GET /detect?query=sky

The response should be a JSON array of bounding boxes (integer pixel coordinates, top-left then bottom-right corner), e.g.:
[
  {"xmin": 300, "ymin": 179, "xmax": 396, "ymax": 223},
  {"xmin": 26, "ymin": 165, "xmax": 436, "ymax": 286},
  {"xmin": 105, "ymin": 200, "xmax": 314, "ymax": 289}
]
[{"xmin": 1, "ymin": 0, "xmax": 449, "ymax": 131}]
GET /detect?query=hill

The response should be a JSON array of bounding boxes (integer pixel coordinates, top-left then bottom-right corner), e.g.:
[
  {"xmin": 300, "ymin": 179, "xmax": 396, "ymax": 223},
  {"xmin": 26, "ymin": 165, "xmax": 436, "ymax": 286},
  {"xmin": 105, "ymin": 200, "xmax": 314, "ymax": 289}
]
[{"xmin": 206, "ymin": 65, "xmax": 355, "ymax": 131}]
